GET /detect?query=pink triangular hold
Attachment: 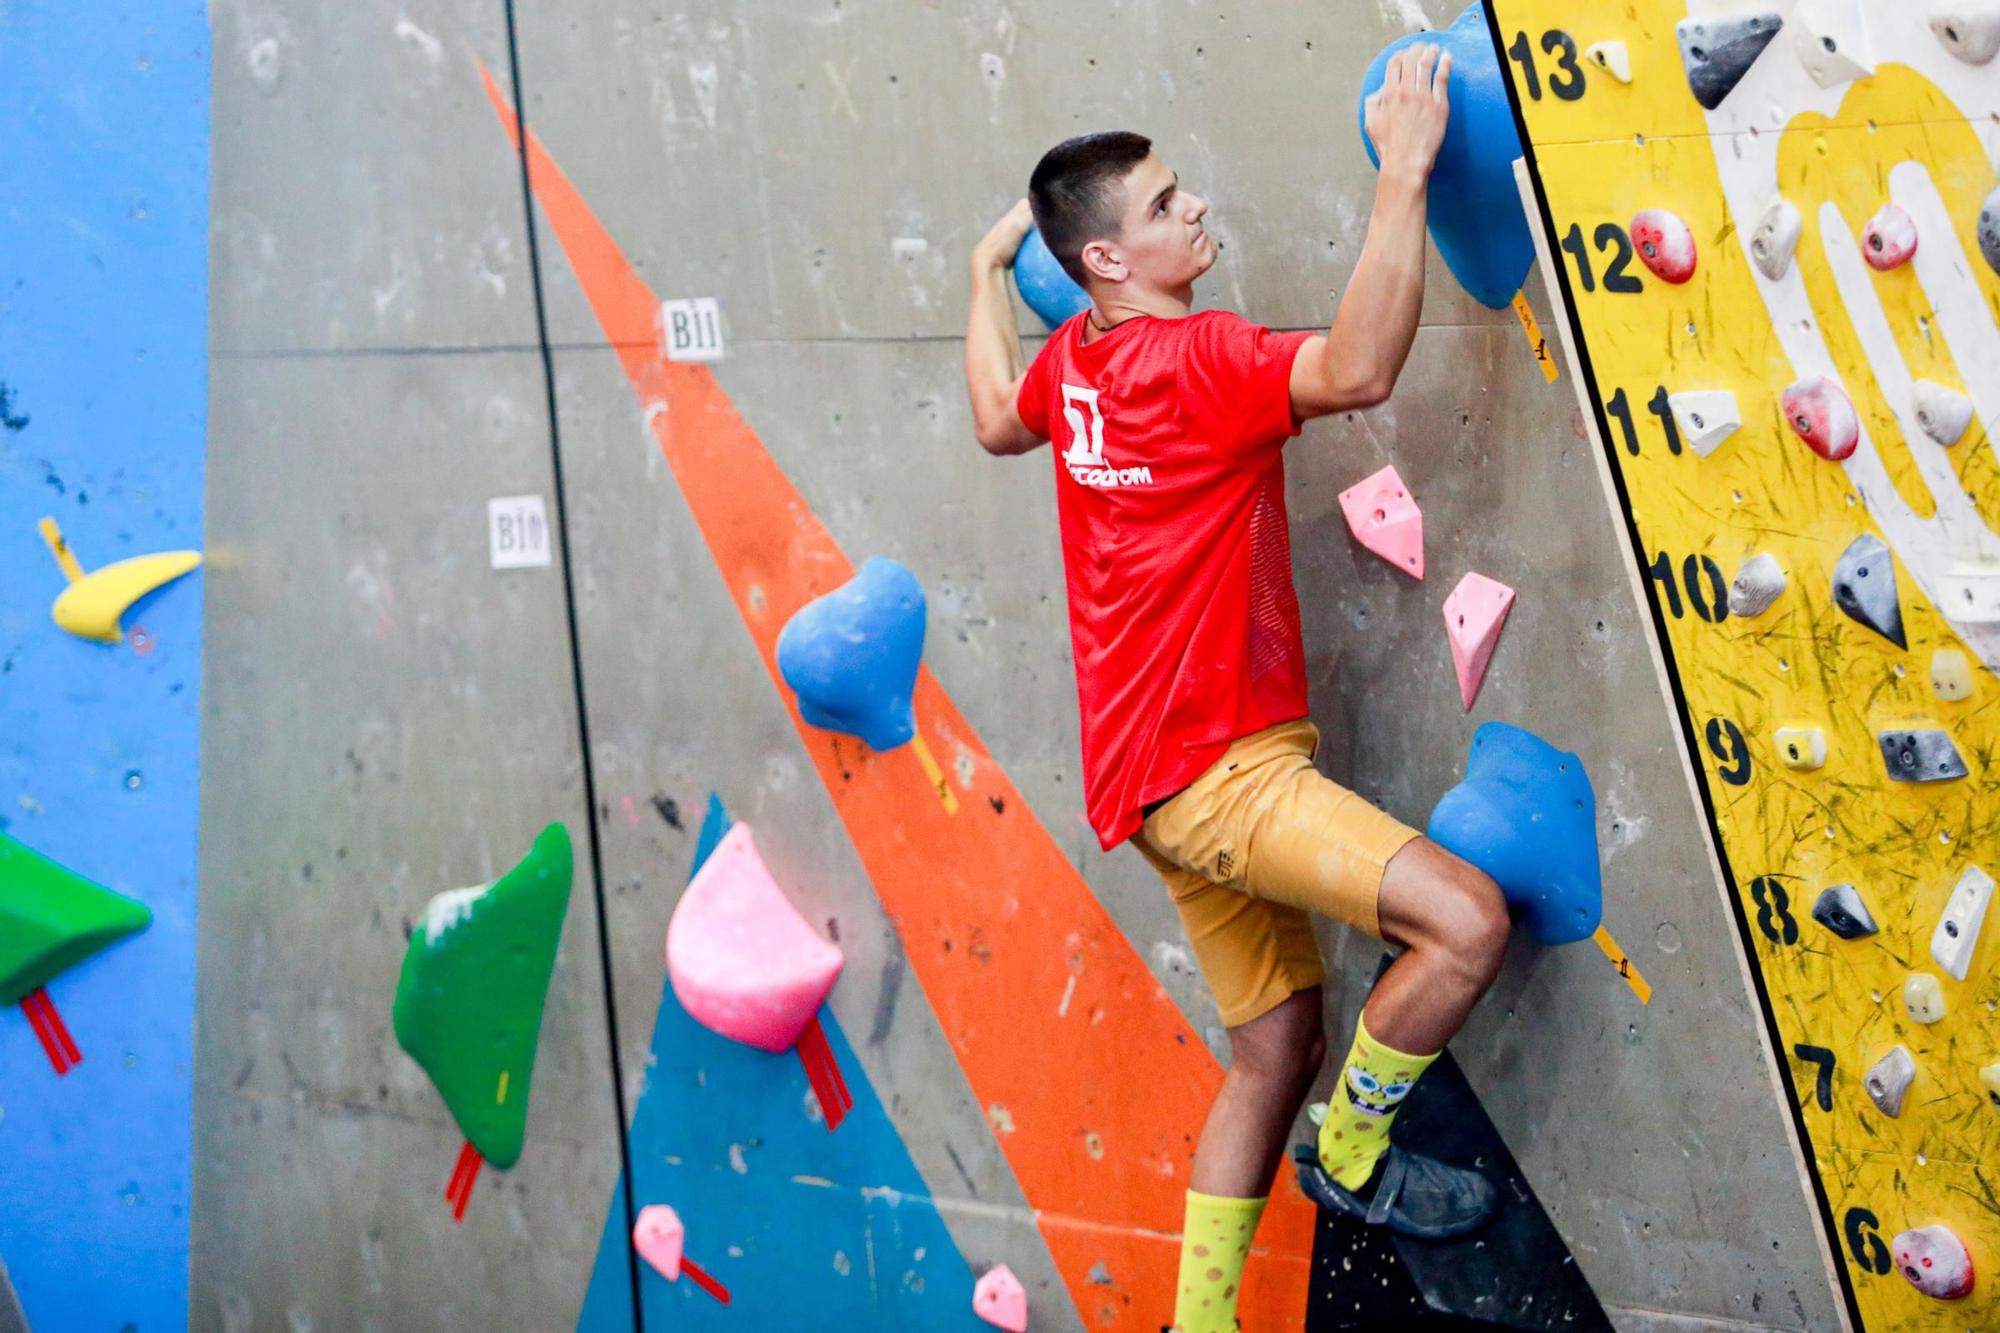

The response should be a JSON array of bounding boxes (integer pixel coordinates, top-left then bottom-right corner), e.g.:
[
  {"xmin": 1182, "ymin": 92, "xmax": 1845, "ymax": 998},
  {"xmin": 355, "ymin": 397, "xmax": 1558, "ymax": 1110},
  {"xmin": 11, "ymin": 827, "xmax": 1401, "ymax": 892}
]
[
  {"xmin": 667, "ymin": 823, "xmax": 844, "ymax": 1052},
  {"xmin": 972, "ymin": 1264, "xmax": 1028, "ymax": 1332},
  {"xmin": 633, "ymin": 1204, "xmax": 685, "ymax": 1282},
  {"xmin": 1337, "ymin": 464, "xmax": 1424, "ymax": 579},
  {"xmin": 1442, "ymin": 572, "xmax": 1516, "ymax": 710}
]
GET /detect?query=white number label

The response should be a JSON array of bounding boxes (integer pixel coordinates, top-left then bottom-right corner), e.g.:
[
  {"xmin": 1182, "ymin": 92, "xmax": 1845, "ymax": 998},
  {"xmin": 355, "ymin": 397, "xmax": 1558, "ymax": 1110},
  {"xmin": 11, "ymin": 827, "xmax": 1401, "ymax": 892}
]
[
  {"xmin": 488, "ymin": 494, "xmax": 551, "ymax": 569},
  {"xmin": 661, "ymin": 296, "xmax": 725, "ymax": 362}
]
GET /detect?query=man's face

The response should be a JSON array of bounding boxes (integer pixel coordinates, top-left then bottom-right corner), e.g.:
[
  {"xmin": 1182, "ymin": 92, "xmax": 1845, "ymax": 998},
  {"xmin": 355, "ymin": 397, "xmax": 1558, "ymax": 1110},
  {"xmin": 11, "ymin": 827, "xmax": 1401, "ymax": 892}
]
[{"xmin": 1098, "ymin": 153, "xmax": 1213, "ymax": 292}]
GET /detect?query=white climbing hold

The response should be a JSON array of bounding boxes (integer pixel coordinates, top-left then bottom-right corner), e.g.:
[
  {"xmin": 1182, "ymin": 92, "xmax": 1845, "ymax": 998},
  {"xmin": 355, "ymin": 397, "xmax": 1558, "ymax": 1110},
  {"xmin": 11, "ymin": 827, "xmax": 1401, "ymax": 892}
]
[
  {"xmin": 1585, "ymin": 40, "xmax": 1632, "ymax": 82},
  {"xmin": 1934, "ymin": 566, "xmax": 2000, "ymax": 623},
  {"xmin": 1981, "ymin": 1063, "xmax": 2000, "ymax": 1106},
  {"xmin": 1904, "ymin": 972, "xmax": 1947, "ymax": 1024},
  {"xmin": 1666, "ymin": 390, "xmax": 1741, "ymax": 457},
  {"xmin": 1442, "ymin": 572, "xmax": 1516, "ymax": 712},
  {"xmin": 1912, "ymin": 380, "xmax": 1974, "ymax": 446},
  {"xmin": 1929, "ymin": 3, "xmax": 2000, "ymax": 64},
  {"xmin": 1930, "ymin": 864, "xmax": 1994, "ymax": 981},
  {"xmin": 1729, "ymin": 553, "xmax": 1787, "ymax": 617},
  {"xmin": 1775, "ymin": 726, "xmax": 1827, "ymax": 771},
  {"xmin": 1792, "ymin": 0, "xmax": 1876, "ymax": 88},
  {"xmin": 1931, "ymin": 648, "xmax": 1973, "ymax": 702},
  {"xmin": 1750, "ymin": 197, "xmax": 1802, "ymax": 281},
  {"xmin": 1861, "ymin": 202, "xmax": 1918, "ymax": 271},
  {"xmin": 1893, "ymin": 1223, "xmax": 1975, "ymax": 1300},
  {"xmin": 1865, "ymin": 1046, "xmax": 1916, "ymax": 1117}
]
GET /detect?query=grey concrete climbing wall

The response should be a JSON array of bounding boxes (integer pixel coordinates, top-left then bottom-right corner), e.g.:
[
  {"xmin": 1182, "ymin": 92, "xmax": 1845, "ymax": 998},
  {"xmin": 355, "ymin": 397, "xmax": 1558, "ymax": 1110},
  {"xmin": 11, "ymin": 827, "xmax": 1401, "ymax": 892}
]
[{"xmin": 193, "ymin": 1, "xmax": 1841, "ymax": 1329}]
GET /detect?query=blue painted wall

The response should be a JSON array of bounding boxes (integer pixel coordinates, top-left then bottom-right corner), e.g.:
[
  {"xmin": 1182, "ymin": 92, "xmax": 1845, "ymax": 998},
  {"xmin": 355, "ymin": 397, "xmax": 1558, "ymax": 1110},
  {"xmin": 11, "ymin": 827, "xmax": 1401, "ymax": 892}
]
[
  {"xmin": 577, "ymin": 795, "xmax": 989, "ymax": 1331},
  {"xmin": 0, "ymin": 5, "xmax": 209, "ymax": 1328}
]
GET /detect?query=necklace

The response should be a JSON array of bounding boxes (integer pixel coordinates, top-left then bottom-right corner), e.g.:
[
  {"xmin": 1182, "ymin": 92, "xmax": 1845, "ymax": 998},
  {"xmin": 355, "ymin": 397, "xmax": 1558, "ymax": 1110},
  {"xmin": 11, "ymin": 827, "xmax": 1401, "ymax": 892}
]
[{"xmin": 1086, "ymin": 307, "xmax": 1139, "ymax": 335}]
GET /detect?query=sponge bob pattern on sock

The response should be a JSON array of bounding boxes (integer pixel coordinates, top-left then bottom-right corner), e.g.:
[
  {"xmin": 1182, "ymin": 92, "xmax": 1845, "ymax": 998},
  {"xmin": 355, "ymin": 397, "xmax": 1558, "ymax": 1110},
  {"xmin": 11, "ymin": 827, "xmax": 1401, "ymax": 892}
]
[{"xmin": 1344, "ymin": 1065, "xmax": 1417, "ymax": 1117}]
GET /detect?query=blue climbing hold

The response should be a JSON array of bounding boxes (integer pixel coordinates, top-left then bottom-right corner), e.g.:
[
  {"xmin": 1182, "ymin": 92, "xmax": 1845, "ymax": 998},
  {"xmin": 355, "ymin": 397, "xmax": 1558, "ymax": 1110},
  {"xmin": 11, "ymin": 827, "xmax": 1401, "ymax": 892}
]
[
  {"xmin": 1427, "ymin": 722, "xmax": 1603, "ymax": 945},
  {"xmin": 1358, "ymin": 5, "xmax": 1533, "ymax": 310},
  {"xmin": 1011, "ymin": 225, "xmax": 1092, "ymax": 330},
  {"xmin": 777, "ymin": 556, "xmax": 926, "ymax": 752}
]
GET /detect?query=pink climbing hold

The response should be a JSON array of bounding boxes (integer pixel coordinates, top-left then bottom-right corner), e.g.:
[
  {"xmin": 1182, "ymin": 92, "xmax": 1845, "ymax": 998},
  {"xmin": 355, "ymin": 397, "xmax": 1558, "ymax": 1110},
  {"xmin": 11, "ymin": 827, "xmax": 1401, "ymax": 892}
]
[
  {"xmin": 1337, "ymin": 464, "xmax": 1424, "ymax": 580},
  {"xmin": 1782, "ymin": 375, "xmax": 1860, "ymax": 462},
  {"xmin": 1629, "ymin": 210, "xmax": 1698, "ymax": 283},
  {"xmin": 1862, "ymin": 202, "xmax": 1918, "ymax": 271},
  {"xmin": 667, "ymin": 823, "xmax": 844, "ymax": 1053},
  {"xmin": 1443, "ymin": 572, "xmax": 1517, "ymax": 711},
  {"xmin": 633, "ymin": 1204, "xmax": 685, "ymax": 1282},
  {"xmin": 972, "ymin": 1264, "xmax": 1029, "ymax": 1332},
  {"xmin": 1894, "ymin": 1223, "xmax": 1975, "ymax": 1300}
]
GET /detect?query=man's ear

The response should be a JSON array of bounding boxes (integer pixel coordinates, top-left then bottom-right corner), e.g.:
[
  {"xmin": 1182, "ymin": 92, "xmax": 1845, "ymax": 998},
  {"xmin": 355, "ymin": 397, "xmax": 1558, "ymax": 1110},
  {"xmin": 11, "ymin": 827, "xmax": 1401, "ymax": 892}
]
[{"xmin": 1079, "ymin": 239, "xmax": 1124, "ymax": 285}]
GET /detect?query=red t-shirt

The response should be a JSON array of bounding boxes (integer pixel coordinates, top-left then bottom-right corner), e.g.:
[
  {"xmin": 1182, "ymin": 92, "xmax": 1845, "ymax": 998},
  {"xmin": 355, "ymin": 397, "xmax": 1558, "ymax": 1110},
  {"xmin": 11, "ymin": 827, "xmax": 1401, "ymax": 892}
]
[{"xmin": 1016, "ymin": 309, "xmax": 1316, "ymax": 851}]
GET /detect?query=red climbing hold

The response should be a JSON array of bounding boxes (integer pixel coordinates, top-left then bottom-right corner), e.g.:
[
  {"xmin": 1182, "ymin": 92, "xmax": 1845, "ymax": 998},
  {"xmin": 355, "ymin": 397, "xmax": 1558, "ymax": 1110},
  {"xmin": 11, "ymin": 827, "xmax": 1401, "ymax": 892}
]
[
  {"xmin": 1783, "ymin": 376, "xmax": 1860, "ymax": 461},
  {"xmin": 1862, "ymin": 202, "xmax": 1918, "ymax": 271},
  {"xmin": 1630, "ymin": 210, "xmax": 1697, "ymax": 283}
]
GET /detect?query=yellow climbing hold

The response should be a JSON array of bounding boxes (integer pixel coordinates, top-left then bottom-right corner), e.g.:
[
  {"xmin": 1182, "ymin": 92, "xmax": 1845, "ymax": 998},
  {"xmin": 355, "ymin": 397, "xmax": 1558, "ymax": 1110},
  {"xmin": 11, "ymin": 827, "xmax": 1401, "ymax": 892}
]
[{"xmin": 39, "ymin": 517, "xmax": 202, "ymax": 645}]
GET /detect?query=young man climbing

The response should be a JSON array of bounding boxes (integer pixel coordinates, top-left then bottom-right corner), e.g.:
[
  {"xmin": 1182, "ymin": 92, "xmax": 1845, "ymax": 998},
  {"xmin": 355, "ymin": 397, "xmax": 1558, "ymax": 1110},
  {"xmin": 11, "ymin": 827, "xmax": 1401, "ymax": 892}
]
[{"xmin": 961, "ymin": 44, "xmax": 1511, "ymax": 1333}]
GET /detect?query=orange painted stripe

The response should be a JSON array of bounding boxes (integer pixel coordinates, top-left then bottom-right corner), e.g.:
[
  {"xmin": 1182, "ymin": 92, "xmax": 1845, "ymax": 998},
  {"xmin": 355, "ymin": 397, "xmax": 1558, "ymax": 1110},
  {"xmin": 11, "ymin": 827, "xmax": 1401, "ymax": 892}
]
[{"xmin": 479, "ymin": 67, "xmax": 1316, "ymax": 1326}]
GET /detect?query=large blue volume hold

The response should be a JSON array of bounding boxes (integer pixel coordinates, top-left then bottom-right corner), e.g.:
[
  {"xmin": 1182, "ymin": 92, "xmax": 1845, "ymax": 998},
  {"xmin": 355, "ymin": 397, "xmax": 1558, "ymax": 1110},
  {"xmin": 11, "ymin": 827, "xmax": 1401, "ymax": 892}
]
[
  {"xmin": 1358, "ymin": 5, "xmax": 1533, "ymax": 310},
  {"xmin": 1427, "ymin": 722, "xmax": 1603, "ymax": 945},
  {"xmin": 777, "ymin": 556, "xmax": 927, "ymax": 752},
  {"xmin": 1011, "ymin": 225, "xmax": 1092, "ymax": 330}
]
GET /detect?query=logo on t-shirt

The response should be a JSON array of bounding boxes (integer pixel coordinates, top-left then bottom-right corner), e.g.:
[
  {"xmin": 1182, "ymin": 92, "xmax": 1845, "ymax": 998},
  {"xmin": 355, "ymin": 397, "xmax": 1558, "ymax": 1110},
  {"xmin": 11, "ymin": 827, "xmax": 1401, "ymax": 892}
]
[{"xmin": 1060, "ymin": 383, "xmax": 1152, "ymax": 489}]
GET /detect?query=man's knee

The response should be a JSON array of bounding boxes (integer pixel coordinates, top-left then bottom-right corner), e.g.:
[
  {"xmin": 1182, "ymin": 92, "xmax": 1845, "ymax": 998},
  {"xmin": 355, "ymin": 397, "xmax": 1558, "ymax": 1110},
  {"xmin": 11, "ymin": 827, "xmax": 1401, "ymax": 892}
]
[{"xmin": 1387, "ymin": 841, "xmax": 1510, "ymax": 976}]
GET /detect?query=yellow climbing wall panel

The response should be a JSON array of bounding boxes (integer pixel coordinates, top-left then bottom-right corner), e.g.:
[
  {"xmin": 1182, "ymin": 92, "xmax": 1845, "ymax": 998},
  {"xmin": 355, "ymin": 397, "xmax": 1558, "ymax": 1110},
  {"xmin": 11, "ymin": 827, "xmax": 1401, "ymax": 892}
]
[{"xmin": 1491, "ymin": 4, "xmax": 2000, "ymax": 1329}]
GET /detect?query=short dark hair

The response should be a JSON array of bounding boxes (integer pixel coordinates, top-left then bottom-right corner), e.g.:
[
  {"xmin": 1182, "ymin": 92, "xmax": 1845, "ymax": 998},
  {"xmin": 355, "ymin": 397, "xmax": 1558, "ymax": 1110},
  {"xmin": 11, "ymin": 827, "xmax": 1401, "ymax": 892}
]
[{"xmin": 1028, "ymin": 131, "xmax": 1153, "ymax": 285}]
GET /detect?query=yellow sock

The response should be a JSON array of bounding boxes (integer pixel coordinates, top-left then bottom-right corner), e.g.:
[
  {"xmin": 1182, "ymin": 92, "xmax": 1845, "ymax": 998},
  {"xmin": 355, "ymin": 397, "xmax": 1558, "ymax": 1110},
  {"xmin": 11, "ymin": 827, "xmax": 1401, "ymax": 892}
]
[
  {"xmin": 1172, "ymin": 1189, "xmax": 1264, "ymax": 1333},
  {"xmin": 1316, "ymin": 1009, "xmax": 1436, "ymax": 1189}
]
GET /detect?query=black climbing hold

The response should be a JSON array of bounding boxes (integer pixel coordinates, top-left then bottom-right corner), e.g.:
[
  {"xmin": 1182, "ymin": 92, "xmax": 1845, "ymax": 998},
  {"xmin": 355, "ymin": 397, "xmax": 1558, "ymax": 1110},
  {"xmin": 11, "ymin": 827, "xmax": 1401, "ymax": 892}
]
[
  {"xmin": 1676, "ymin": 13, "xmax": 1784, "ymax": 110},
  {"xmin": 1831, "ymin": 535, "xmax": 1906, "ymax": 649},
  {"xmin": 1876, "ymin": 729, "xmax": 1969, "ymax": 783},
  {"xmin": 1813, "ymin": 884, "xmax": 1878, "ymax": 939},
  {"xmin": 1979, "ymin": 185, "xmax": 2000, "ymax": 278}
]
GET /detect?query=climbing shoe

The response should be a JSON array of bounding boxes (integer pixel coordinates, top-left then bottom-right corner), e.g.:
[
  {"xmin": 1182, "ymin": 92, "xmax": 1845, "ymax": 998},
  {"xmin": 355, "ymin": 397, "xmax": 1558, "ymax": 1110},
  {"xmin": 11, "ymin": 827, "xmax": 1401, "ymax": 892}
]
[{"xmin": 1292, "ymin": 1142, "xmax": 1497, "ymax": 1240}]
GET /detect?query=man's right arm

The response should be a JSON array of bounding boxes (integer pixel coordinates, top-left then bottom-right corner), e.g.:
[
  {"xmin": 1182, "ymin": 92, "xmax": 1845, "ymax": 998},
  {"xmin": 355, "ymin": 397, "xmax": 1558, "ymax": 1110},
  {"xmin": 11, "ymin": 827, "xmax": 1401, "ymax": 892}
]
[
  {"xmin": 1290, "ymin": 44, "xmax": 1452, "ymax": 421},
  {"xmin": 965, "ymin": 199, "xmax": 1047, "ymax": 456}
]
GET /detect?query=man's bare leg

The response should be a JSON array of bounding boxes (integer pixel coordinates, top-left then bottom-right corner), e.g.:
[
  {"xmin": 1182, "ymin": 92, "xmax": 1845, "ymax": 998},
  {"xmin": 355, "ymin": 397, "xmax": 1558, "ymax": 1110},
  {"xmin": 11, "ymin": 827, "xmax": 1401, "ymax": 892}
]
[
  {"xmin": 1313, "ymin": 836, "xmax": 1509, "ymax": 1194},
  {"xmin": 1366, "ymin": 837, "xmax": 1510, "ymax": 1054},
  {"xmin": 1173, "ymin": 986, "xmax": 1325, "ymax": 1333},
  {"xmin": 1188, "ymin": 986, "xmax": 1326, "ymax": 1196}
]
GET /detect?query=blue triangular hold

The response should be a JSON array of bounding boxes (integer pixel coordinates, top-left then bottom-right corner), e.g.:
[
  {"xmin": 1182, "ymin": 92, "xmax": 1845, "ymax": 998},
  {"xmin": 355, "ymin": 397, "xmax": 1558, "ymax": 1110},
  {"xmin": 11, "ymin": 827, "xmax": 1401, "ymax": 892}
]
[
  {"xmin": 576, "ymin": 794, "xmax": 987, "ymax": 1330},
  {"xmin": 1426, "ymin": 723, "xmax": 1603, "ymax": 945}
]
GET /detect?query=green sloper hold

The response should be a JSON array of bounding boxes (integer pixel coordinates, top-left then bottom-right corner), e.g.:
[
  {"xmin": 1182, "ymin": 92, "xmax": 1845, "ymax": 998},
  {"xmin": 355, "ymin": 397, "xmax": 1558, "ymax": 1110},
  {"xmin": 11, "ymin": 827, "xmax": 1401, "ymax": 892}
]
[
  {"xmin": 392, "ymin": 823, "xmax": 571, "ymax": 1169},
  {"xmin": 0, "ymin": 833, "xmax": 151, "ymax": 1005}
]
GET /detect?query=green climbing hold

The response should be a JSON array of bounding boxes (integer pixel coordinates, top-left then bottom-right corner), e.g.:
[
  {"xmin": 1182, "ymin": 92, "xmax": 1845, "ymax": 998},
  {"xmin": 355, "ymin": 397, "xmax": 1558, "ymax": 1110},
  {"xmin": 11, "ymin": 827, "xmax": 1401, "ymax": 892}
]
[
  {"xmin": 0, "ymin": 833, "xmax": 151, "ymax": 1005},
  {"xmin": 392, "ymin": 823, "xmax": 572, "ymax": 1169}
]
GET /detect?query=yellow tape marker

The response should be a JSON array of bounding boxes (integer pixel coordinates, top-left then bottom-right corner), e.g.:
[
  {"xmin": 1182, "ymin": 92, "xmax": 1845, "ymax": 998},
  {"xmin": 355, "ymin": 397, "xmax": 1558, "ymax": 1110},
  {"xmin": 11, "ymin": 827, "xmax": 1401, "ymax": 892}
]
[
  {"xmin": 909, "ymin": 732, "xmax": 959, "ymax": 816},
  {"xmin": 496, "ymin": 1069, "xmax": 510, "ymax": 1105},
  {"xmin": 1594, "ymin": 925, "xmax": 1652, "ymax": 1004},
  {"xmin": 38, "ymin": 517, "xmax": 85, "ymax": 585},
  {"xmin": 1512, "ymin": 291, "xmax": 1559, "ymax": 384}
]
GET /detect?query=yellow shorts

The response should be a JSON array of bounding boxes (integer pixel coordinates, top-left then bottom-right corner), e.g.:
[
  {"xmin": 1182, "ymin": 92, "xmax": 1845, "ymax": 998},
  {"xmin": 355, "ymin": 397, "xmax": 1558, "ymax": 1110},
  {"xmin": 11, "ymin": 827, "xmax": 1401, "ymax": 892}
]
[{"xmin": 1133, "ymin": 717, "xmax": 1420, "ymax": 1029}]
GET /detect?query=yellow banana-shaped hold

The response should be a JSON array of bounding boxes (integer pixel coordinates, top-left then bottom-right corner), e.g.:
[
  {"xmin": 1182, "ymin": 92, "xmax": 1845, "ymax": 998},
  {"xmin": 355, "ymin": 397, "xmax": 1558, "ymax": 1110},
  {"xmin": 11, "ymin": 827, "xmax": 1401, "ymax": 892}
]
[{"xmin": 51, "ymin": 550, "xmax": 203, "ymax": 644}]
